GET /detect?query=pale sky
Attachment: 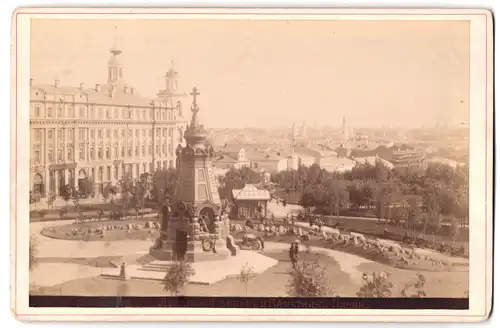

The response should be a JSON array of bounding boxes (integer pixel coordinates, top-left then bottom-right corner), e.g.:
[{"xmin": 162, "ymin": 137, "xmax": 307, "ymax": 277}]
[{"xmin": 31, "ymin": 19, "xmax": 470, "ymax": 129}]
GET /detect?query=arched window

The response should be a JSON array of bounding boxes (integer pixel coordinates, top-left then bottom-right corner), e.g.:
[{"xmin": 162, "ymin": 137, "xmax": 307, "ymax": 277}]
[
  {"xmin": 98, "ymin": 147, "xmax": 103, "ymax": 159},
  {"xmin": 106, "ymin": 147, "xmax": 110, "ymax": 159}
]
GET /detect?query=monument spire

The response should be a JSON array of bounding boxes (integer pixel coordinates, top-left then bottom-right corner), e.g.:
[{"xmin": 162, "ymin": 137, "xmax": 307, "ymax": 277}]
[{"xmin": 184, "ymin": 87, "xmax": 207, "ymax": 149}]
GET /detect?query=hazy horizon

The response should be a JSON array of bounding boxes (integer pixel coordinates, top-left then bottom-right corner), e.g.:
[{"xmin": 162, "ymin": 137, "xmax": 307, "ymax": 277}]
[{"xmin": 31, "ymin": 19, "xmax": 470, "ymax": 129}]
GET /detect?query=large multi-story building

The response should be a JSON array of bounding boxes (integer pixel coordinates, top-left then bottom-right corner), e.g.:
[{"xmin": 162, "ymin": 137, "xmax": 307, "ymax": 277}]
[{"xmin": 29, "ymin": 39, "xmax": 189, "ymax": 198}]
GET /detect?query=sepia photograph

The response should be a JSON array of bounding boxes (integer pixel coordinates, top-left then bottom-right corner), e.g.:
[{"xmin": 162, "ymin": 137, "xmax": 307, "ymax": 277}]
[{"xmin": 11, "ymin": 8, "xmax": 493, "ymax": 322}]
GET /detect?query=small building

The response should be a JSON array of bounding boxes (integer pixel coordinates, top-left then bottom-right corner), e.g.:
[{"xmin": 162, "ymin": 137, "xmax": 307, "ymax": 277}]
[
  {"xmin": 248, "ymin": 152, "xmax": 288, "ymax": 173},
  {"xmin": 215, "ymin": 144, "xmax": 251, "ymax": 169},
  {"xmin": 231, "ymin": 184, "xmax": 271, "ymax": 219},
  {"xmin": 353, "ymin": 156, "xmax": 395, "ymax": 170}
]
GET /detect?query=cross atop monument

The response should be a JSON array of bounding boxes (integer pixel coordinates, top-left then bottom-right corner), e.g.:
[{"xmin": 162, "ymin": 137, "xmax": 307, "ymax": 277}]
[{"xmin": 190, "ymin": 87, "xmax": 200, "ymax": 106}]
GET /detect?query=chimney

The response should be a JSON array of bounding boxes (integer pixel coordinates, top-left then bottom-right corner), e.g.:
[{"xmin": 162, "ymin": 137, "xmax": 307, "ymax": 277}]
[
  {"xmin": 130, "ymin": 88, "xmax": 135, "ymax": 95},
  {"xmin": 29, "ymin": 78, "xmax": 34, "ymax": 86},
  {"xmin": 124, "ymin": 86, "xmax": 128, "ymax": 94},
  {"xmin": 54, "ymin": 79, "xmax": 60, "ymax": 87},
  {"xmin": 95, "ymin": 84, "xmax": 101, "ymax": 92},
  {"xmin": 79, "ymin": 82, "xmax": 85, "ymax": 90}
]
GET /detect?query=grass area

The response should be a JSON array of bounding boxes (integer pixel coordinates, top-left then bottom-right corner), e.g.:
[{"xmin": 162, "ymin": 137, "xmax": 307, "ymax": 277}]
[
  {"xmin": 318, "ymin": 218, "xmax": 469, "ymax": 252},
  {"xmin": 40, "ymin": 218, "xmax": 160, "ymax": 241}
]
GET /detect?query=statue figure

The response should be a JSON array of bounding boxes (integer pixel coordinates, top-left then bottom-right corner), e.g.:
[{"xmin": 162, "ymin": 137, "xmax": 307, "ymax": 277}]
[
  {"xmin": 161, "ymin": 204, "xmax": 170, "ymax": 232},
  {"xmin": 207, "ymin": 144, "xmax": 215, "ymax": 158}
]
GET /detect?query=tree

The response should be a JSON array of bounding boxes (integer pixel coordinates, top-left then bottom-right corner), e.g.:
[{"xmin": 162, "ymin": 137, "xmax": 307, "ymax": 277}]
[
  {"xmin": 357, "ymin": 272, "xmax": 393, "ymax": 297},
  {"xmin": 47, "ymin": 192, "xmax": 57, "ymax": 209},
  {"xmin": 326, "ymin": 180, "xmax": 349, "ymax": 217},
  {"xmin": 103, "ymin": 183, "xmax": 118, "ymax": 204},
  {"xmin": 163, "ymin": 261, "xmax": 195, "ymax": 296},
  {"xmin": 239, "ymin": 262, "xmax": 255, "ymax": 296},
  {"xmin": 152, "ymin": 168, "xmax": 179, "ymax": 207},
  {"xmin": 119, "ymin": 174, "xmax": 135, "ymax": 217},
  {"xmin": 61, "ymin": 184, "xmax": 72, "ymax": 206},
  {"xmin": 287, "ymin": 252, "xmax": 334, "ymax": 297},
  {"xmin": 29, "ymin": 235, "xmax": 38, "ymax": 271},
  {"xmin": 218, "ymin": 167, "xmax": 261, "ymax": 200},
  {"xmin": 449, "ymin": 218, "xmax": 460, "ymax": 248},
  {"xmin": 79, "ymin": 177, "xmax": 94, "ymax": 196},
  {"xmin": 407, "ymin": 198, "xmax": 422, "ymax": 237}
]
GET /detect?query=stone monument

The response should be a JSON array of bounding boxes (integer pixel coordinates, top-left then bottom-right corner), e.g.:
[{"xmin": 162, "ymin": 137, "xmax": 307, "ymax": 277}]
[{"xmin": 149, "ymin": 87, "xmax": 233, "ymax": 262}]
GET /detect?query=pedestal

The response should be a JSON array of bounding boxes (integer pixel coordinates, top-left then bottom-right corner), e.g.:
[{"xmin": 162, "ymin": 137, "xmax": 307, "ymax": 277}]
[{"xmin": 149, "ymin": 238, "xmax": 230, "ymax": 262}]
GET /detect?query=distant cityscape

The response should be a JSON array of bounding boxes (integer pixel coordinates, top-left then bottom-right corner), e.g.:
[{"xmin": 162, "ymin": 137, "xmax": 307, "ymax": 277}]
[{"xmin": 207, "ymin": 119, "xmax": 469, "ymax": 179}]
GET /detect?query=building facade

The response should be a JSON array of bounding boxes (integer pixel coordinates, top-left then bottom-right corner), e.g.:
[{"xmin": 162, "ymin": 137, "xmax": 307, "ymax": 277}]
[{"xmin": 29, "ymin": 40, "xmax": 189, "ymax": 198}]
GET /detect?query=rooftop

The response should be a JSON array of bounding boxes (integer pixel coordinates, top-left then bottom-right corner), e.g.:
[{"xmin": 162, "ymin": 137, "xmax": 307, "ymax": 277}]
[
  {"xmin": 232, "ymin": 184, "xmax": 271, "ymax": 201},
  {"xmin": 30, "ymin": 81, "xmax": 155, "ymax": 107}
]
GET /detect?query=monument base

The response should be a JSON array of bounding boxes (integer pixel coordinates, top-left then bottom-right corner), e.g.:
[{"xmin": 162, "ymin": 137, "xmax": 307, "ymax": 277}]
[
  {"xmin": 101, "ymin": 250, "xmax": 279, "ymax": 285},
  {"xmin": 149, "ymin": 238, "xmax": 231, "ymax": 262}
]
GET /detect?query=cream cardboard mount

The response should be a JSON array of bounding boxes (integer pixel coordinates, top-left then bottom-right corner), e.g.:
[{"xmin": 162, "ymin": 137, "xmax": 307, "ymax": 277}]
[{"xmin": 10, "ymin": 7, "xmax": 493, "ymax": 322}]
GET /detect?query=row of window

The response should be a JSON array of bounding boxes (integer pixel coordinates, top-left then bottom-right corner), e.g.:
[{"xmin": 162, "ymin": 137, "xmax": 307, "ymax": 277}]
[
  {"xmin": 45, "ymin": 161, "xmax": 174, "ymax": 186},
  {"xmin": 32, "ymin": 127, "xmax": 184, "ymax": 143},
  {"xmin": 33, "ymin": 143, "xmax": 175, "ymax": 163},
  {"xmin": 32, "ymin": 103, "xmax": 182, "ymax": 121}
]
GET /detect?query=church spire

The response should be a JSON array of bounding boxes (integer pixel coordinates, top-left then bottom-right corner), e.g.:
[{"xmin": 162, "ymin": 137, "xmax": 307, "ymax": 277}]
[
  {"xmin": 108, "ymin": 26, "xmax": 124, "ymax": 83},
  {"xmin": 110, "ymin": 25, "xmax": 122, "ymax": 56}
]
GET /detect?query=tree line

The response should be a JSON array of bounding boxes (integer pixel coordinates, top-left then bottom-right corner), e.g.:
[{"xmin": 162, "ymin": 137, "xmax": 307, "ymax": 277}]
[{"xmin": 270, "ymin": 161, "xmax": 469, "ymax": 236}]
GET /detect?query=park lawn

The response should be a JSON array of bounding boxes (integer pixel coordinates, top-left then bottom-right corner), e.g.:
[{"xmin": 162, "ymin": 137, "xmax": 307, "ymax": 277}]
[
  {"xmin": 31, "ymin": 251, "xmax": 354, "ymax": 297},
  {"xmin": 234, "ymin": 216, "xmax": 469, "ymax": 257},
  {"xmin": 40, "ymin": 218, "xmax": 160, "ymax": 241}
]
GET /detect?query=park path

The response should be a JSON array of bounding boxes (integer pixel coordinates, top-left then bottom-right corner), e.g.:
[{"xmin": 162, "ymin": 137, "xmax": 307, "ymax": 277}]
[
  {"xmin": 264, "ymin": 241, "xmax": 369, "ymax": 284},
  {"xmin": 30, "ymin": 220, "xmax": 371, "ymax": 287}
]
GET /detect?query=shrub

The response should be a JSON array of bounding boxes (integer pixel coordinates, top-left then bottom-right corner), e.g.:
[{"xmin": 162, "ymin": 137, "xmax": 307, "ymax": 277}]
[
  {"xmin": 287, "ymin": 252, "xmax": 334, "ymax": 297},
  {"xmin": 163, "ymin": 261, "xmax": 195, "ymax": 296},
  {"xmin": 239, "ymin": 262, "xmax": 256, "ymax": 296},
  {"xmin": 401, "ymin": 273, "xmax": 427, "ymax": 297},
  {"xmin": 357, "ymin": 272, "xmax": 393, "ymax": 297}
]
